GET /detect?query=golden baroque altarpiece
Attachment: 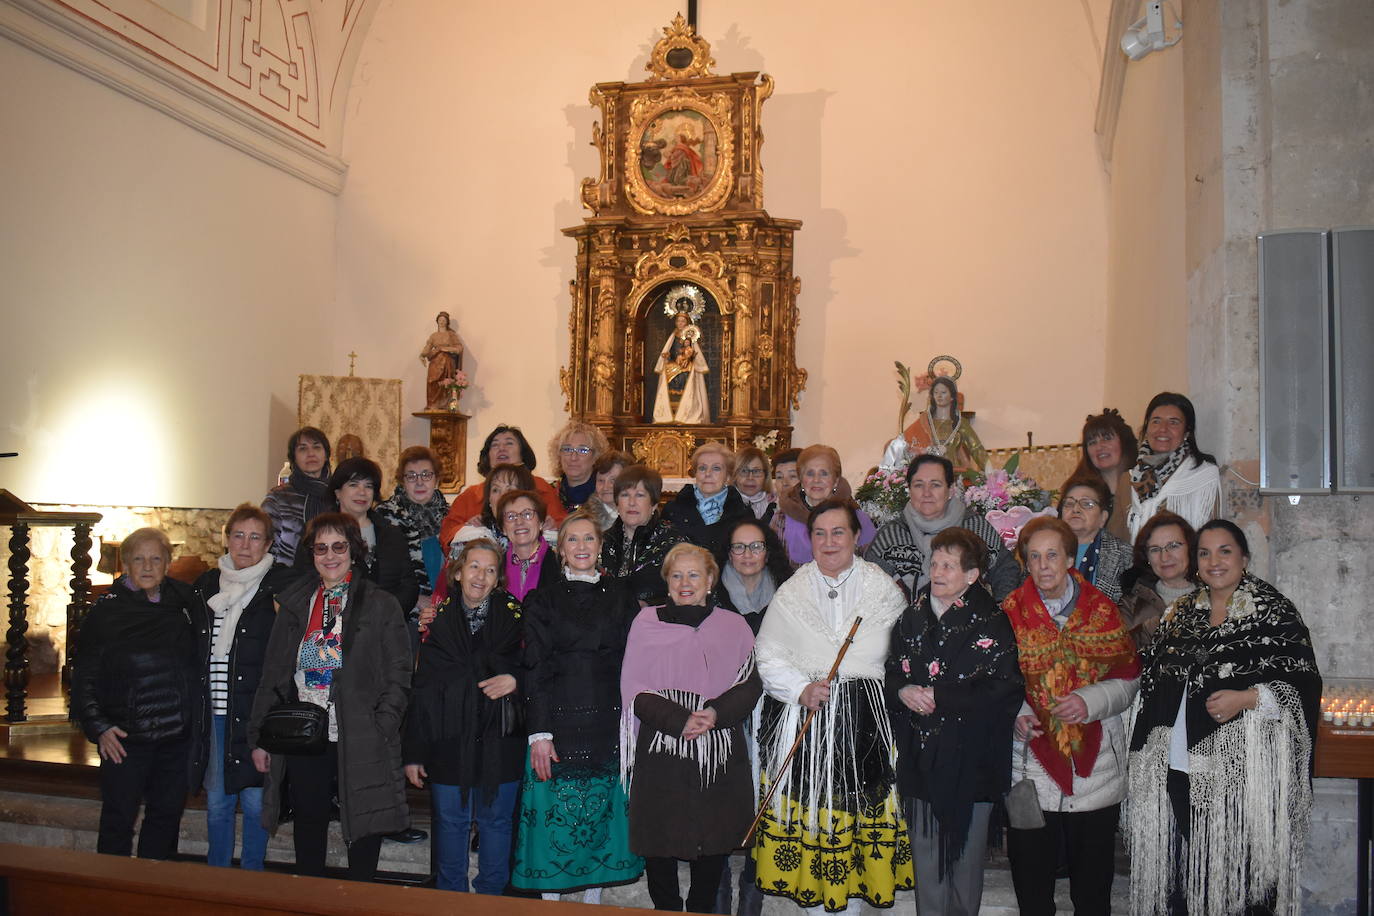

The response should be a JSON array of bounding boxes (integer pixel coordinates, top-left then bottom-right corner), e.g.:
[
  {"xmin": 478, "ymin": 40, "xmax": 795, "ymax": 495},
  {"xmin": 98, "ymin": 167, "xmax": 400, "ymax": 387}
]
[{"xmin": 560, "ymin": 16, "xmax": 805, "ymax": 477}]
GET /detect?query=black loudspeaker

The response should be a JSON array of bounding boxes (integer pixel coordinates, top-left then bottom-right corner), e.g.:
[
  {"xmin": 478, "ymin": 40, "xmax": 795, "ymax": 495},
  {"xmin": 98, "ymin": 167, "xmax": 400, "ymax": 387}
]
[
  {"xmin": 1333, "ymin": 227, "xmax": 1374, "ymax": 493},
  {"xmin": 1258, "ymin": 230, "xmax": 1331, "ymax": 493}
]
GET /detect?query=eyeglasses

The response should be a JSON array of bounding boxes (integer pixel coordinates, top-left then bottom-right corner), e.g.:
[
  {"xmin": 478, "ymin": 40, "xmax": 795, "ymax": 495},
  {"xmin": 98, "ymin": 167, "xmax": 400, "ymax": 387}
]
[
  {"xmin": 729, "ymin": 541, "xmax": 766, "ymax": 555},
  {"xmin": 504, "ymin": 509, "xmax": 539, "ymax": 523},
  {"xmin": 560, "ymin": 445, "xmax": 593, "ymax": 456},
  {"xmin": 403, "ymin": 470, "xmax": 436, "ymax": 483},
  {"xmin": 312, "ymin": 541, "xmax": 349, "ymax": 556},
  {"xmin": 737, "ymin": 467, "xmax": 765, "ymax": 478},
  {"xmin": 1061, "ymin": 497, "xmax": 1100, "ymax": 511},
  {"xmin": 1146, "ymin": 541, "xmax": 1185, "ymax": 556},
  {"xmin": 229, "ymin": 531, "xmax": 265, "ymax": 543}
]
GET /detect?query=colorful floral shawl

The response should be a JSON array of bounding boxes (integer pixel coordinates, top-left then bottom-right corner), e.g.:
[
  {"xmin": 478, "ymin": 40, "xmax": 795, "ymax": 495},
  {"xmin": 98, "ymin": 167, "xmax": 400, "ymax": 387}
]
[{"xmin": 1002, "ymin": 569, "xmax": 1140, "ymax": 795}]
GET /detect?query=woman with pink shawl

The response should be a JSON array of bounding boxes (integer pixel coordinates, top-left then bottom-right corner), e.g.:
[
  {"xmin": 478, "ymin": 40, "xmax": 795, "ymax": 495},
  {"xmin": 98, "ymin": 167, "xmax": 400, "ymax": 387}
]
[{"xmin": 620, "ymin": 543, "xmax": 761, "ymax": 913}]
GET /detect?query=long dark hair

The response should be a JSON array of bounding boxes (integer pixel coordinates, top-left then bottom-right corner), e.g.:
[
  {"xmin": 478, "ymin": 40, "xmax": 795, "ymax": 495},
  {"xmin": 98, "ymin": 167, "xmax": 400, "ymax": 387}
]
[
  {"xmin": 1069, "ymin": 408, "xmax": 1138, "ymax": 482},
  {"xmin": 1139, "ymin": 392, "xmax": 1217, "ymax": 467},
  {"xmin": 720, "ymin": 516, "xmax": 793, "ymax": 588}
]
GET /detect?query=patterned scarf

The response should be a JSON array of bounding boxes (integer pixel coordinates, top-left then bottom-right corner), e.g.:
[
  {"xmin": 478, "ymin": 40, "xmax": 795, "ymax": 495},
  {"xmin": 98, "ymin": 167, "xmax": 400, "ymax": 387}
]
[
  {"xmin": 377, "ymin": 484, "xmax": 450, "ymax": 594},
  {"xmin": 695, "ymin": 486, "xmax": 728, "ymax": 525},
  {"xmin": 1002, "ymin": 569, "xmax": 1140, "ymax": 795},
  {"xmin": 1129, "ymin": 438, "xmax": 1192, "ymax": 504}
]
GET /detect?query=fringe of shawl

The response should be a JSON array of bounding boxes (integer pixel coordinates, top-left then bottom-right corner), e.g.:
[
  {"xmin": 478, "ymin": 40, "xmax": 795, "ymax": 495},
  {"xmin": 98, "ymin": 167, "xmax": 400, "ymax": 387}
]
[{"xmin": 1128, "ymin": 681, "xmax": 1312, "ymax": 916}]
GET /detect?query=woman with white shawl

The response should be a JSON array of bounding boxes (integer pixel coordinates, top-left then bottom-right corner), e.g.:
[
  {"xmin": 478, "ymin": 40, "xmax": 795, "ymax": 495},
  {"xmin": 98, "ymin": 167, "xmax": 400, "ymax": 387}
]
[
  {"xmin": 1108, "ymin": 392, "xmax": 1221, "ymax": 544},
  {"xmin": 752, "ymin": 498, "xmax": 913, "ymax": 913}
]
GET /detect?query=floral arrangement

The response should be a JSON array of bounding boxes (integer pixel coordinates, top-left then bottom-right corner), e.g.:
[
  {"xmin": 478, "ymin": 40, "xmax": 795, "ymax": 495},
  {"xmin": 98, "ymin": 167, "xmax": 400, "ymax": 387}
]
[
  {"xmin": 444, "ymin": 370, "xmax": 470, "ymax": 411},
  {"xmin": 959, "ymin": 454, "xmax": 1056, "ymax": 549},
  {"xmin": 855, "ymin": 468, "xmax": 910, "ymax": 525},
  {"xmin": 752, "ymin": 429, "xmax": 780, "ymax": 455}
]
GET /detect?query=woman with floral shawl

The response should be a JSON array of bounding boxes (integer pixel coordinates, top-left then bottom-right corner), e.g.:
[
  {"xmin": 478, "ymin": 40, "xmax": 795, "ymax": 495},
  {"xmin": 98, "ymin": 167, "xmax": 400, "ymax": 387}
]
[
  {"xmin": 1128, "ymin": 520, "xmax": 1320, "ymax": 916},
  {"xmin": 1002, "ymin": 516, "xmax": 1140, "ymax": 916}
]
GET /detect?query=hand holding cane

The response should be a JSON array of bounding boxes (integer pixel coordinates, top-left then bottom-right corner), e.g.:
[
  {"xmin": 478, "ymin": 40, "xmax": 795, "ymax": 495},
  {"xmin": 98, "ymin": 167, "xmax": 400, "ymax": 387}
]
[{"xmin": 741, "ymin": 615, "xmax": 864, "ymax": 847}]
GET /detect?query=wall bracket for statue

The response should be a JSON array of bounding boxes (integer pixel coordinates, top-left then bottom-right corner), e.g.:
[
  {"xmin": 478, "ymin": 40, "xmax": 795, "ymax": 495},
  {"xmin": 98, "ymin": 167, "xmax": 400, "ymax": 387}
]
[{"xmin": 561, "ymin": 15, "xmax": 804, "ymax": 473}]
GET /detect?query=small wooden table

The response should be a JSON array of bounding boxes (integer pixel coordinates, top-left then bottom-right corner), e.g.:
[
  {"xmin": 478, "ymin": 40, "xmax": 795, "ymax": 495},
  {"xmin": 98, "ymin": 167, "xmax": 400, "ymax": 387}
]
[{"xmin": 1314, "ymin": 722, "xmax": 1374, "ymax": 916}]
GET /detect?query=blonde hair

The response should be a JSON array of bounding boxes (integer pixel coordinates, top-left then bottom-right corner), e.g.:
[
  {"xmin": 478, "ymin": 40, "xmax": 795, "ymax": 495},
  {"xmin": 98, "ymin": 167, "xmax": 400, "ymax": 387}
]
[
  {"xmin": 690, "ymin": 440, "xmax": 736, "ymax": 478},
  {"xmin": 548, "ymin": 420, "xmax": 610, "ymax": 471},
  {"xmin": 660, "ymin": 542, "xmax": 720, "ymax": 589},
  {"xmin": 557, "ymin": 509, "xmax": 604, "ymax": 552}
]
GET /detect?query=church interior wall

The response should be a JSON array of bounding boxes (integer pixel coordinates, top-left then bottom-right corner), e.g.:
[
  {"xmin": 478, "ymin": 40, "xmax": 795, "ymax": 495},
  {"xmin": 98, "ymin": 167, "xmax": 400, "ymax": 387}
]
[
  {"xmin": 336, "ymin": 1, "xmax": 1113, "ymax": 483},
  {"xmin": 0, "ymin": 36, "xmax": 339, "ymax": 510}
]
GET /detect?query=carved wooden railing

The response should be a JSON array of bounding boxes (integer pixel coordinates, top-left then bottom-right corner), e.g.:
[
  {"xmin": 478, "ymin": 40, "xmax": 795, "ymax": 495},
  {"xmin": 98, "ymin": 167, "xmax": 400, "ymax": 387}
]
[{"xmin": 0, "ymin": 491, "xmax": 101, "ymax": 723}]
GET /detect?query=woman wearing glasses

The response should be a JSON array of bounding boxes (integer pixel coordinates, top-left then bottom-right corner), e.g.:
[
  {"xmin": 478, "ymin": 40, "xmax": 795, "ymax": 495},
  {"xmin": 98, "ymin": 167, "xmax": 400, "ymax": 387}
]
[
  {"xmin": 549, "ymin": 420, "xmax": 610, "ymax": 511},
  {"xmin": 715, "ymin": 517, "xmax": 792, "ymax": 635},
  {"xmin": 497, "ymin": 490, "xmax": 560, "ymax": 601},
  {"xmin": 1057, "ymin": 474, "xmax": 1132, "ymax": 604},
  {"xmin": 662, "ymin": 441, "xmax": 751, "ymax": 559},
  {"xmin": 732, "ymin": 446, "xmax": 775, "ymax": 523},
  {"xmin": 440, "ymin": 425, "xmax": 566, "ymax": 551},
  {"xmin": 249, "ymin": 513, "xmax": 412, "ymax": 881},
  {"xmin": 1118, "ymin": 511, "xmax": 1198, "ymax": 650},
  {"xmin": 378, "ymin": 446, "xmax": 451, "ymax": 644}
]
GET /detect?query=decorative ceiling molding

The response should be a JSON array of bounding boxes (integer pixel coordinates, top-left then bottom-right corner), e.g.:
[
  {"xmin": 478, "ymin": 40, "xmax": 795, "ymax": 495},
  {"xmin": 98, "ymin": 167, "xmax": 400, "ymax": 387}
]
[
  {"xmin": 0, "ymin": 0, "xmax": 380, "ymax": 194},
  {"xmin": 1094, "ymin": 0, "xmax": 1138, "ymax": 169}
]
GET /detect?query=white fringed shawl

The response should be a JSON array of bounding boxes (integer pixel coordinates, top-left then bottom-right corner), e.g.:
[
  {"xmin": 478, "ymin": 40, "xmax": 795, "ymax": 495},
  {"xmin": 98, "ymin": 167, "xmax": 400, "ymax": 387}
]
[{"xmin": 1125, "ymin": 458, "xmax": 1221, "ymax": 542}]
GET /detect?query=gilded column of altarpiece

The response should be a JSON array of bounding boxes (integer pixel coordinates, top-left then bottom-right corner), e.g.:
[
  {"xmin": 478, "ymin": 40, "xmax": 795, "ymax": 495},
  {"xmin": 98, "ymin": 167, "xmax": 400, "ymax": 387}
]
[{"xmin": 560, "ymin": 16, "xmax": 805, "ymax": 477}]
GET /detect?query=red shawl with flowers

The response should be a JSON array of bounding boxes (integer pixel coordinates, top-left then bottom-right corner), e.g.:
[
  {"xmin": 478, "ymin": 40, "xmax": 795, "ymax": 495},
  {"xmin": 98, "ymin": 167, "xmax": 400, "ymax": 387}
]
[{"xmin": 1002, "ymin": 569, "xmax": 1139, "ymax": 795}]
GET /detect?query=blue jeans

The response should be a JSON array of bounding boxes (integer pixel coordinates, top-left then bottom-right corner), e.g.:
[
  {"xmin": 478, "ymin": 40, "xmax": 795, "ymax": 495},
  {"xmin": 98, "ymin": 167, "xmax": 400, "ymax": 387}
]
[
  {"xmin": 431, "ymin": 780, "xmax": 519, "ymax": 893},
  {"xmin": 205, "ymin": 714, "xmax": 267, "ymax": 869}
]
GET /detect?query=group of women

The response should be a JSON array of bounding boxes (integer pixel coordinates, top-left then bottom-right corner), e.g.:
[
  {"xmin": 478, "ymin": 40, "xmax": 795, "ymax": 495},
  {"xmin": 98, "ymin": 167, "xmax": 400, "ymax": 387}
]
[{"xmin": 70, "ymin": 390, "xmax": 1320, "ymax": 916}]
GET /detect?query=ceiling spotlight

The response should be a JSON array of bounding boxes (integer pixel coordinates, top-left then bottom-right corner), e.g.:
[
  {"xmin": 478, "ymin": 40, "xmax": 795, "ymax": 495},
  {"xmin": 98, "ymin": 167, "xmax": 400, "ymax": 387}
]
[{"xmin": 1121, "ymin": 0, "xmax": 1182, "ymax": 61}]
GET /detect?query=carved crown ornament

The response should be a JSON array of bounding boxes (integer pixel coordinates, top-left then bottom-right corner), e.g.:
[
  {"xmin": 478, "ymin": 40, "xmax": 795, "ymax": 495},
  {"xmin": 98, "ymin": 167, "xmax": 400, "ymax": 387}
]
[{"xmin": 645, "ymin": 14, "xmax": 717, "ymax": 81}]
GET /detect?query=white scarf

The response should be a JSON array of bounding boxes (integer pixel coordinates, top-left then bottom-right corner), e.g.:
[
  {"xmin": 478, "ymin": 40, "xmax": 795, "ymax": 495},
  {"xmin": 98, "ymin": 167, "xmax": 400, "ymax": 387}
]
[
  {"xmin": 1125, "ymin": 458, "xmax": 1220, "ymax": 542},
  {"xmin": 207, "ymin": 553, "xmax": 274, "ymax": 658}
]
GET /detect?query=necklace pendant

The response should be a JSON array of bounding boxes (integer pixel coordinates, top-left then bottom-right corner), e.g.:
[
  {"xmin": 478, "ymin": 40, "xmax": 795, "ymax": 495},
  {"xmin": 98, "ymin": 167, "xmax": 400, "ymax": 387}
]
[{"xmin": 828, "ymin": 589, "xmax": 838, "ymax": 600}]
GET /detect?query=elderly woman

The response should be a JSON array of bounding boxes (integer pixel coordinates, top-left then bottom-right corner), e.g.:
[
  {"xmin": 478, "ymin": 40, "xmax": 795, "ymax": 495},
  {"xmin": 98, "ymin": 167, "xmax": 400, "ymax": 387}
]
[
  {"xmin": 886, "ymin": 527, "xmax": 1023, "ymax": 916},
  {"xmin": 714, "ymin": 516, "xmax": 793, "ymax": 634},
  {"xmin": 733, "ymin": 446, "xmax": 775, "ymax": 522},
  {"xmin": 550, "ymin": 419, "xmax": 611, "ymax": 511},
  {"xmin": 1068, "ymin": 409, "xmax": 1138, "ymax": 512},
  {"xmin": 620, "ymin": 542, "xmax": 761, "ymax": 913},
  {"xmin": 249, "ymin": 513, "xmax": 411, "ymax": 881},
  {"xmin": 662, "ymin": 441, "xmax": 751, "ymax": 558},
  {"xmin": 377, "ymin": 445, "xmax": 450, "ymax": 601},
  {"xmin": 1128, "ymin": 520, "xmax": 1320, "ymax": 916},
  {"xmin": 753, "ymin": 499, "xmax": 913, "ymax": 913},
  {"xmin": 771, "ymin": 445, "xmax": 877, "ymax": 568},
  {"xmin": 72, "ymin": 527, "xmax": 209, "ymax": 859},
  {"xmin": 195, "ymin": 505, "xmax": 292, "ymax": 870},
  {"xmin": 403, "ymin": 538, "xmax": 524, "ymax": 894},
  {"xmin": 512, "ymin": 512, "xmax": 644, "ymax": 901},
  {"xmin": 497, "ymin": 489, "xmax": 559, "ymax": 600},
  {"xmin": 439, "ymin": 425, "xmax": 565, "ymax": 550},
  {"xmin": 295, "ymin": 457, "xmax": 420, "ymax": 617},
  {"xmin": 602, "ymin": 464, "xmax": 687, "ymax": 607},
  {"xmin": 1058, "ymin": 473, "xmax": 1132, "ymax": 604},
  {"xmin": 1118, "ymin": 510, "xmax": 1198, "ymax": 649},
  {"xmin": 262, "ymin": 426, "xmax": 332, "ymax": 566},
  {"xmin": 867, "ymin": 454, "xmax": 1020, "ymax": 602},
  {"xmin": 1002, "ymin": 516, "xmax": 1140, "ymax": 916},
  {"xmin": 1108, "ymin": 392, "xmax": 1221, "ymax": 543},
  {"xmin": 585, "ymin": 449, "xmax": 634, "ymax": 532}
]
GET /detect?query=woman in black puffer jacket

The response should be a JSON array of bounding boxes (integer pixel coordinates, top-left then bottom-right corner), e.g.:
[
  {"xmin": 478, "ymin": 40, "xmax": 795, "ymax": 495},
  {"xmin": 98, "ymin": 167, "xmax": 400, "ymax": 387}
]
[{"xmin": 72, "ymin": 527, "xmax": 210, "ymax": 859}]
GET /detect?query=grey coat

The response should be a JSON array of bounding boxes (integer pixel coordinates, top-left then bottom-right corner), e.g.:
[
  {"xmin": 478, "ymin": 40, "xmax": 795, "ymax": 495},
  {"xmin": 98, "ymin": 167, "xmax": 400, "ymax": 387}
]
[{"xmin": 248, "ymin": 573, "xmax": 411, "ymax": 844}]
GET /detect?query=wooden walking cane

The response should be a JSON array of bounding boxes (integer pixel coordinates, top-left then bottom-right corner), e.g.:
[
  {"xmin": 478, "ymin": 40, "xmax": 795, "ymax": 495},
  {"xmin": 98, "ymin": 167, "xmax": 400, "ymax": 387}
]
[{"xmin": 740, "ymin": 615, "xmax": 864, "ymax": 848}]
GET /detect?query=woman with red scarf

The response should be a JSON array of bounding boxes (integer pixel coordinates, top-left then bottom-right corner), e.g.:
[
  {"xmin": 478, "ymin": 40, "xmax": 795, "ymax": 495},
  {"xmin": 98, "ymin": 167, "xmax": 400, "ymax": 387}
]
[{"xmin": 1002, "ymin": 516, "xmax": 1140, "ymax": 915}]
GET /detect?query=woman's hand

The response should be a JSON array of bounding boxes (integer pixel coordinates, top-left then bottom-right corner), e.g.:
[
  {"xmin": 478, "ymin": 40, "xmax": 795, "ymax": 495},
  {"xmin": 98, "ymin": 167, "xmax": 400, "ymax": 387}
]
[
  {"xmin": 252, "ymin": 748, "xmax": 271, "ymax": 774},
  {"xmin": 1051, "ymin": 693, "xmax": 1089, "ymax": 725},
  {"xmin": 899, "ymin": 685, "xmax": 936, "ymax": 715},
  {"xmin": 799, "ymin": 681, "xmax": 831, "ymax": 711},
  {"xmin": 1205, "ymin": 688, "xmax": 1256, "ymax": 724},
  {"xmin": 417, "ymin": 596, "xmax": 437, "ymax": 629},
  {"xmin": 479, "ymin": 674, "xmax": 517, "ymax": 700},
  {"xmin": 531, "ymin": 738, "xmax": 559, "ymax": 782},
  {"xmin": 404, "ymin": 764, "xmax": 427, "ymax": 789},
  {"xmin": 682, "ymin": 707, "xmax": 718, "ymax": 739},
  {"xmin": 97, "ymin": 726, "xmax": 128, "ymax": 763},
  {"xmin": 1014, "ymin": 714, "xmax": 1044, "ymax": 741}
]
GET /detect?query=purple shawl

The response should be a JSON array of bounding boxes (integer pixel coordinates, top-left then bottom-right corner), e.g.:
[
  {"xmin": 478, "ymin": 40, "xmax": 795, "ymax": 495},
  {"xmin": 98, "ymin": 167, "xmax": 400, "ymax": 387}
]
[{"xmin": 504, "ymin": 538, "xmax": 550, "ymax": 601}]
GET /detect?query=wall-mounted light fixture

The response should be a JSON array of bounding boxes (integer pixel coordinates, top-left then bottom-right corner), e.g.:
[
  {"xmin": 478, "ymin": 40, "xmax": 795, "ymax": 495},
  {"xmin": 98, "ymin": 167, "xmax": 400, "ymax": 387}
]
[{"xmin": 1121, "ymin": 1, "xmax": 1182, "ymax": 61}]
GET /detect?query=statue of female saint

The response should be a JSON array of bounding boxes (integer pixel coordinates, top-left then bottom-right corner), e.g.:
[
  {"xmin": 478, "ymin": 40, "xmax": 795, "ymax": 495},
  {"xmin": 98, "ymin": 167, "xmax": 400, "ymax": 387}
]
[
  {"xmin": 652, "ymin": 297, "xmax": 709, "ymax": 425},
  {"xmin": 882, "ymin": 374, "xmax": 988, "ymax": 474},
  {"xmin": 420, "ymin": 311, "xmax": 464, "ymax": 409}
]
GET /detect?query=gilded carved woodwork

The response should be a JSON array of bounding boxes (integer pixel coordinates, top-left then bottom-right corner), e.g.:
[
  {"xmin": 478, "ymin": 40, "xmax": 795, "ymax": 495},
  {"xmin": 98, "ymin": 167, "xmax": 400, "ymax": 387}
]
[{"xmin": 560, "ymin": 18, "xmax": 804, "ymax": 474}]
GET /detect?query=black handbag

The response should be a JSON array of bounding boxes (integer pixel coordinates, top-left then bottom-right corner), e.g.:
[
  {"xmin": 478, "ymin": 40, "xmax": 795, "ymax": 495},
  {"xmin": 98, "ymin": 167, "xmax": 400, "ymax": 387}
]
[{"xmin": 257, "ymin": 700, "xmax": 328, "ymax": 756}]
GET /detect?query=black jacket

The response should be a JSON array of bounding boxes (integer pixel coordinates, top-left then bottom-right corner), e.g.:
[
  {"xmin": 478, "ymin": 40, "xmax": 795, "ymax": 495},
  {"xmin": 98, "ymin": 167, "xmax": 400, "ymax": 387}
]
[
  {"xmin": 403, "ymin": 589, "xmax": 525, "ymax": 792},
  {"xmin": 600, "ymin": 513, "xmax": 686, "ymax": 607},
  {"xmin": 195, "ymin": 564, "xmax": 293, "ymax": 795},
  {"xmin": 293, "ymin": 510, "xmax": 420, "ymax": 614},
  {"xmin": 660, "ymin": 485, "xmax": 753, "ymax": 563},
  {"xmin": 711, "ymin": 523, "xmax": 793, "ymax": 634},
  {"xmin": 71, "ymin": 577, "xmax": 211, "ymax": 783}
]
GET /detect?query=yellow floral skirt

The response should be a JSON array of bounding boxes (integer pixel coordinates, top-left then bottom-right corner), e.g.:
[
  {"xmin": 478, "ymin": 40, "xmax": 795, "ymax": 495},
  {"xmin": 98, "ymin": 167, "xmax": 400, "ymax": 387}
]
[{"xmin": 752, "ymin": 788, "xmax": 913, "ymax": 911}]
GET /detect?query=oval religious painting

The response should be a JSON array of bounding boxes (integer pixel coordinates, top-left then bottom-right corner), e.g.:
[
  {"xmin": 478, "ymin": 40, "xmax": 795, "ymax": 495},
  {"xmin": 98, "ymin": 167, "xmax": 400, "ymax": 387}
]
[{"xmin": 638, "ymin": 108, "xmax": 719, "ymax": 200}]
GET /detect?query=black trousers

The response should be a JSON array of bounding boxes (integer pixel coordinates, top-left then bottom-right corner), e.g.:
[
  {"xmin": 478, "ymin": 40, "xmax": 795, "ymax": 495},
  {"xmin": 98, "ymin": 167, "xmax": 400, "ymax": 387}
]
[
  {"xmin": 97, "ymin": 736, "xmax": 190, "ymax": 859},
  {"xmin": 1165, "ymin": 770, "xmax": 1276, "ymax": 916},
  {"xmin": 646, "ymin": 855, "xmax": 728, "ymax": 913},
  {"xmin": 1007, "ymin": 803, "xmax": 1120, "ymax": 916},
  {"xmin": 285, "ymin": 743, "xmax": 383, "ymax": 881}
]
